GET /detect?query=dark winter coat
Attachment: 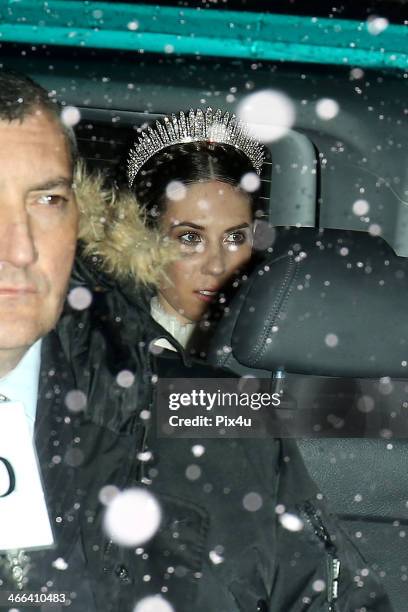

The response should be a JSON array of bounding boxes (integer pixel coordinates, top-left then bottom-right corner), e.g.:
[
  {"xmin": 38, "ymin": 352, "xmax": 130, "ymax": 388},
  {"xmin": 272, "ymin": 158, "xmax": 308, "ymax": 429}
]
[
  {"xmin": 27, "ymin": 258, "xmax": 389, "ymax": 612},
  {"xmin": 0, "ymin": 167, "xmax": 392, "ymax": 611}
]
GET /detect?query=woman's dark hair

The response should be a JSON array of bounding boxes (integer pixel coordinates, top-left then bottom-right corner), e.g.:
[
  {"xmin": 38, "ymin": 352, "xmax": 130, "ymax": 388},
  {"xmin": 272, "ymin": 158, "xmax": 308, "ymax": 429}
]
[{"xmin": 130, "ymin": 141, "xmax": 263, "ymax": 226}]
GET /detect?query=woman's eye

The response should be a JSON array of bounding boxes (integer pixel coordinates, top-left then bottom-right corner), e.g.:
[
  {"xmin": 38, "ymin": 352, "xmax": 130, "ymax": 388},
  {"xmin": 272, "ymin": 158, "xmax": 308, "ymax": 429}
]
[
  {"xmin": 36, "ymin": 194, "xmax": 68, "ymax": 207},
  {"xmin": 225, "ymin": 231, "xmax": 247, "ymax": 245},
  {"xmin": 178, "ymin": 232, "xmax": 202, "ymax": 245}
]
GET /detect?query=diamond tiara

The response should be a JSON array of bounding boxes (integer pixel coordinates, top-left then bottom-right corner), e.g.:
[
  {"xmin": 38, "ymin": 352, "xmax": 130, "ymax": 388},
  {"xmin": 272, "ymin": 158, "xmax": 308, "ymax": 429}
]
[{"xmin": 127, "ymin": 107, "xmax": 265, "ymax": 187}]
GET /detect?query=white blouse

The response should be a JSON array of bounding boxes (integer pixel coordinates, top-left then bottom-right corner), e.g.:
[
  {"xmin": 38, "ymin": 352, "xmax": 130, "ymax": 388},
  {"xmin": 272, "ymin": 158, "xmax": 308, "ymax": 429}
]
[{"xmin": 150, "ymin": 296, "xmax": 196, "ymax": 351}]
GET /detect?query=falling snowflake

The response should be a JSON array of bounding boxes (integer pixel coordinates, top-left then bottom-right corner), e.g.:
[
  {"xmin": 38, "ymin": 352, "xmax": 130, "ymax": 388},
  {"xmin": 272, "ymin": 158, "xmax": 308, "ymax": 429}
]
[
  {"xmin": 166, "ymin": 181, "xmax": 187, "ymax": 201},
  {"xmin": 52, "ymin": 557, "xmax": 68, "ymax": 571},
  {"xmin": 116, "ymin": 370, "xmax": 135, "ymax": 388},
  {"xmin": 237, "ymin": 90, "xmax": 295, "ymax": 143},
  {"xmin": 279, "ymin": 512, "xmax": 304, "ymax": 532},
  {"xmin": 352, "ymin": 199, "xmax": 370, "ymax": 216},
  {"xmin": 368, "ymin": 223, "xmax": 382, "ymax": 236},
  {"xmin": 240, "ymin": 172, "xmax": 260, "ymax": 193},
  {"xmin": 316, "ymin": 98, "xmax": 339, "ymax": 120},
  {"xmin": 61, "ymin": 106, "xmax": 81, "ymax": 127},
  {"xmin": 65, "ymin": 389, "xmax": 87, "ymax": 413},
  {"xmin": 209, "ymin": 547, "xmax": 224, "ymax": 565},
  {"xmin": 325, "ymin": 333, "xmax": 339, "ymax": 348},
  {"xmin": 133, "ymin": 595, "xmax": 174, "ymax": 612},
  {"xmin": 312, "ymin": 579, "xmax": 326, "ymax": 592},
  {"xmin": 103, "ymin": 488, "xmax": 161, "ymax": 547},
  {"xmin": 67, "ymin": 287, "xmax": 93, "ymax": 310},
  {"xmin": 191, "ymin": 444, "xmax": 205, "ymax": 457},
  {"xmin": 99, "ymin": 485, "xmax": 120, "ymax": 506},
  {"xmin": 185, "ymin": 464, "xmax": 202, "ymax": 481},
  {"xmin": 243, "ymin": 492, "xmax": 263, "ymax": 512},
  {"xmin": 367, "ymin": 16, "xmax": 389, "ymax": 36}
]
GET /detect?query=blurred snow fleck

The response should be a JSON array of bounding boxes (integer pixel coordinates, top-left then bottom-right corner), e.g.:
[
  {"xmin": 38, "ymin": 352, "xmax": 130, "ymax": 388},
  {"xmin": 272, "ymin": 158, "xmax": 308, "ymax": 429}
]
[
  {"xmin": 68, "ymin": 287, "xmax": 92, "ymax": 310},
  {"xmin": 99, "ymin": 485, "xmax": 120, "ymax": 506},
  {"xmin": 137, "ymin": 451, "xmax": 153, "ymax": 462},
  {"xmin": 65, "ymin": 389, "xmax": 87, "ymax": 413},
  {"xmin": 237, "ymin": 90, "xmax": 295, "ymax": 143},
  {"xmin": 316, "ymin": 98, "xmax": 339, "ymax": 120},
  {"xmin": 354, "ymin": 494, "xmax": 363, "ymax": 502},
  {"xmin": 243, "ymin": 492, "xmax": 263, "ymax": 512},
  {"xmin": 52, "ymin": 557, "xmax": 68, "ymax": 571},
  {"xmin": 312, "ymin": 579, "xmax": 326, "ymax": 592},
  {"xmin": 149, "ymin": 341, "xmax": 164, "ymax": 355},
  {"xmin": 61, "ymin": 105, "xmax": 81, "ymax": 127},
  {"xmin": 279, "ymin": 512, "xmax": 304, "ymax": 532},
  {"xmin": 104, "ymin": 488, "xmax": 161, "ymax": 547},
  {"xmin": 92, "ymin": 9, "xmax": 104, "ymax": 19},
  {"xmin": 164, "ymin": 44, "xmax": 175, "ymax": 54},
  {"xmin": 209, "ymin": 549, "xmax": 224, "ymax": 565},
  {"xmin": 127, "ymin": 21, "xmax": 139, "ymax": 31},
  {"xmin": 325, "ymin": 333, "xmax": 339, "ymax": 348},
  {"xmin": 240, "ymin": 172, "xmax": 260, "ymax": 193},
  {"xmin": 191, "ymin": 444, "xmax": 205, "ymax": 457},
  {"xmin": 252, "ymin": 220, "xmax": 276, "ymax": 250},
  {"xmin": 352, "ymin": 199, "xmax": 370, "ymax": 216},
  {"xmin": 339, "ymin": 247, "xmax": 349, "ymax": 256},
  {"xmin": 64, "ymin": 448, "xmax": 84, "ymax": 467},
  {"xmin": 166, "ymin": 181, "xmax": 187, "ymax": 201},
  {"xmin": 350, "ymin": 68, "xmax": 364, "ymax": 80},
  {"xmin": 116, "ymin": 369, "xmax": 135, "ymax": 388},
  {"xmin": 275, "ymin": 504, "xmax": 285, "ymax": 514},
  {"xmin": 185, "ymin": 464, "xmax": 202, "ymax": 481},
  {"xmin": 379, "ymin": 376, "xmax": 394, "ymax": 395},
  {"xmin": 357, "ymin": 395, "xmax": 375, "ymax": 413},
  {"xmin": 368, "ymin": 223, "xmax": 382, "ymax": 236},
  {"xmin": 140, "ymin": 410, "xmax": 151, "ymax": 421},
  {"xmin": 133, "ymin": 595, "xmax": 174, "ymax": 612},
  {"xmin": 367, "ymin": 16, "xmax": 389, "ymax": 36}
]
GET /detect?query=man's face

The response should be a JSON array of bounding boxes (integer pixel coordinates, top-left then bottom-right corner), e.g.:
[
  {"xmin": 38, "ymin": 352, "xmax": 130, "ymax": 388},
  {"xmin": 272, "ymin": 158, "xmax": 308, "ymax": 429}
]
[{"xmin": 0, "ymin": 110, "xmax": 78, "ymax": 352}]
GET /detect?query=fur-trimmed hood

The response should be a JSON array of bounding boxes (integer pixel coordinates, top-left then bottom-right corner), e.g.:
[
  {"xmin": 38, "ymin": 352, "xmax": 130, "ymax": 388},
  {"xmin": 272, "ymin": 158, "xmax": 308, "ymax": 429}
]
[{"xmin": 74, "ymin": 162, "xmax": 174, "ymax": 287}]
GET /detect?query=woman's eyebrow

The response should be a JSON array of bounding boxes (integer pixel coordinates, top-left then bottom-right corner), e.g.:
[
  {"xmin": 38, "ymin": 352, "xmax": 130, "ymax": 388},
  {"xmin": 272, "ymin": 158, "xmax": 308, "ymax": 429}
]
[
  {"xmin": 169, "ymin": 221, "xmax": 205, "ymax": 230},
  {"xmin": 225, "ymin": 223, "xmax": 251, "ymax": 232}
]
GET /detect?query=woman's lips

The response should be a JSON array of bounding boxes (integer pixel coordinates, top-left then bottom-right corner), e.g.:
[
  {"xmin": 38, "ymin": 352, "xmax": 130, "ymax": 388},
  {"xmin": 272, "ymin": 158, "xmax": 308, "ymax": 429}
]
[{"xmin": 194, "ymin": 289, "xmax": 218, "ymax": 303}]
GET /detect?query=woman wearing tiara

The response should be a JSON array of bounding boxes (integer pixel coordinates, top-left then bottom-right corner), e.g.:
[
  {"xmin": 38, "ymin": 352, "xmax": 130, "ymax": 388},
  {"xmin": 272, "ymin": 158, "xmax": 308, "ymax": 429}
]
[
  {"xmin": 74, "ymin": 115, "xmax": 391, "ymax": 612},
  {"xmin": 126, "ymin": 107, "xmax": 265, "ymax": 354}
]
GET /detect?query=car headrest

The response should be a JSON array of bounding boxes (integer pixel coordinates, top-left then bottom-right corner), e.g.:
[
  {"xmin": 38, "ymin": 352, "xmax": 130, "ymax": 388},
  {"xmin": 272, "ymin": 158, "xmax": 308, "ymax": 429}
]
[{"xmin": 208, "ymin": 227, "xmax": 408, "ymax": 378}]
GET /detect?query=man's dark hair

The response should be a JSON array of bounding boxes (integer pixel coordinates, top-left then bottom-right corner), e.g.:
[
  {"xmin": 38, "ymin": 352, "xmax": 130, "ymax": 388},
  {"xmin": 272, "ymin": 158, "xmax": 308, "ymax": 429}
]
[{"xmin": 0, "ymin": 69, "xmax": 77, "ymax": 162}]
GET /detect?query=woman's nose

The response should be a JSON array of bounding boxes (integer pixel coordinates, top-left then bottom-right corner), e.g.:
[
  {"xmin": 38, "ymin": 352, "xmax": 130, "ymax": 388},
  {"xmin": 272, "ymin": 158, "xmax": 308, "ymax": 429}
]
[{"xmin": 201, "ymin": 244, "xmax": 226, "ymax": 276}]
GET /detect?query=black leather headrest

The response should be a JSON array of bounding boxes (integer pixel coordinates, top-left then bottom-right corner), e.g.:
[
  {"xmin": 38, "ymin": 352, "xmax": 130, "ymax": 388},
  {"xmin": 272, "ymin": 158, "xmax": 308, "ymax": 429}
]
[{"xmin": 209, "ymin": 227, "xmax": 408, "ymax": 378}]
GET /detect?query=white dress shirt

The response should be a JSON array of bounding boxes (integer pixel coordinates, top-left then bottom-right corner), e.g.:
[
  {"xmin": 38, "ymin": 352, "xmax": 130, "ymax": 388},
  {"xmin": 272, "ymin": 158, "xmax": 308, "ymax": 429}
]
[{"xmin": 0, "ymin": 339, "xmax": 42, "ymax": 436}]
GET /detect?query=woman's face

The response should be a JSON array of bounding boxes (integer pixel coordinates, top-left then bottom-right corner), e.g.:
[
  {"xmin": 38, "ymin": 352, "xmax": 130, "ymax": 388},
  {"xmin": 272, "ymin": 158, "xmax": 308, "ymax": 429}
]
[{"xmin": 158, "ymin": 180, "xmax": 253, "ymax": 323}]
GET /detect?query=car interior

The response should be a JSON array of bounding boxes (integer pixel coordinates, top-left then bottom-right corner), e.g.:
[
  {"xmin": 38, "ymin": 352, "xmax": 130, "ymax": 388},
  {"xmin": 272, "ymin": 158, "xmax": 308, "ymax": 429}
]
[{"xmin": 1, "ymin": 0, "xmax": 406, "ymax": 608}]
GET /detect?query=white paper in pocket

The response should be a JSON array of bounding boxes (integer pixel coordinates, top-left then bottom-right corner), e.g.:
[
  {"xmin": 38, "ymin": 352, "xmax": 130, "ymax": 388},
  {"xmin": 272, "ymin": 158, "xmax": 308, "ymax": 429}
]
[{"xmin": 0, "ymin": 401, "xmax": 54, "ymax": 551}]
